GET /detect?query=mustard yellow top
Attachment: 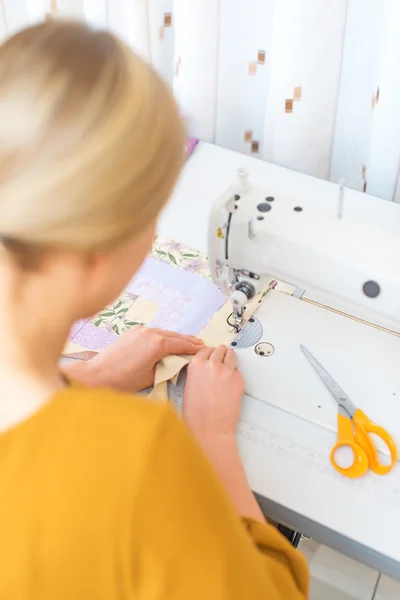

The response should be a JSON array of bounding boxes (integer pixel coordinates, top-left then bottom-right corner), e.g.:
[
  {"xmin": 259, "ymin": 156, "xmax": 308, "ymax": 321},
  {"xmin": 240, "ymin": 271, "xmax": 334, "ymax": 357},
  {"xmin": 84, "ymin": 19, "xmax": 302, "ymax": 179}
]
[{"xmin": 0, "ymin": 387, "xmax": 308, "ymax": 599}]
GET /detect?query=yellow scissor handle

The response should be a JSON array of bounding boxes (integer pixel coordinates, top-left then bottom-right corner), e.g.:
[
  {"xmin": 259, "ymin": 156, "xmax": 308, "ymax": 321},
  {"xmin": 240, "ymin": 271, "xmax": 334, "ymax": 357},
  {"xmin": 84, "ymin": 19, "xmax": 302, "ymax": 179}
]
[
  {"xmin": 330, "ymin": 414, "xmax": 369, "ymax": 478},
  {"xmin": 353, "ymin": 408, "xmax": 398, "ymax": 475}
]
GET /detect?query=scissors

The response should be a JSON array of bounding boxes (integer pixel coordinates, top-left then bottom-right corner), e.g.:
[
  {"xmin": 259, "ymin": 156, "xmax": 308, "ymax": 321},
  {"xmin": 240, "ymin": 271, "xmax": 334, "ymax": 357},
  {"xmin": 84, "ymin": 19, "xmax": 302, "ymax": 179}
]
[{"xmin": 300, "ymin": 345, "xmax": 398, "ymax": 478}]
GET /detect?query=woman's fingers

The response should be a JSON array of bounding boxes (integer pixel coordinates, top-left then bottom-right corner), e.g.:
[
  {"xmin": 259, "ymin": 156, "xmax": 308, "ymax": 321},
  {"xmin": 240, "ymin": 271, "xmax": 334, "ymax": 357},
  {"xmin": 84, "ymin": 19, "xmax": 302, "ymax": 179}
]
[
  {"xmin": 210, "ymin": 345, "xmax": 228, "ymax": 363},
  {"xmin": 161, "ymin": 337, "xmax": 206, "ymax": 357},
  {"xmin": 149, "ymin": 328, "xmax": 204, "ymax": 344},
  {"xmin": 195, "ymin": 347, "xmax": 214, "ymax": 360},
  {"xmin": 223, "ymin": 348, "xmax": 237, "ymax": 370}
]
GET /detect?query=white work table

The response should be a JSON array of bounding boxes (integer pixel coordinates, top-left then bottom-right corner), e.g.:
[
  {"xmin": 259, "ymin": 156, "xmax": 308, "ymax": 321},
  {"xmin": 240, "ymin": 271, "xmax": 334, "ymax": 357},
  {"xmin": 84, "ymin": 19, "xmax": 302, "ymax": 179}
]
[{"xmin": 159, "ymin": 142, "xmax": 400, "ymax": 581}]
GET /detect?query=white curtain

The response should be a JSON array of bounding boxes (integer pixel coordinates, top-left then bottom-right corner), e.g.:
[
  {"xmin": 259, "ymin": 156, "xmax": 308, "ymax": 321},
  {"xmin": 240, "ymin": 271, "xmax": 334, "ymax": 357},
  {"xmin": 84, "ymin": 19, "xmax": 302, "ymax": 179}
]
[
  {"xmin": 330, "ymin": 0, "xmax": 400, "ymax": 200},
  {"xmin": 173, "ymin": 0, "xmax": 219, "ymax": 142},
  {"xmin": 262, "ymin": 0, "xmax": 348, "ymax": 180},
  {"xmin": 0, "ymin": 0, "xmax": 399, "ymax": 202}
]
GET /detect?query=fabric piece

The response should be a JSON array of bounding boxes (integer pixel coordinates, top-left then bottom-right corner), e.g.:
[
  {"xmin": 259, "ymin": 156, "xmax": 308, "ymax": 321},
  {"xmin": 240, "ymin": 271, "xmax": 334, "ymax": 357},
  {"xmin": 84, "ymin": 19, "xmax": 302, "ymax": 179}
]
[
  {"xmin": 150, "ymin": 292, "xmax": 264, "ymax": 400},
  {"xmin": 62, "ymin": 350, "xmax": 98, "ymax": 361},
  {"xmin": 151, "ymin": 237, "xmax": 210, "ymax": 278},
  {"xmin": 91, "ymin": 293, "xmax": 142, "ymax": 336},
  {"xmin": 186, "ymin": 136, "xmax": 199, "ymax": 158},
  {"xmin": 66, "ymin": 296, "xmax": 157, "ymax": 353},
  {"xmin": 68, "ymin": 321, "xmax": 118, "ymax": 352},
  {"xmin": 151, "ymin": 379, "xmax": 169, "ymax": 402},
  {"xmin": 123, "ymin": 297, "xmax": 159, "ymax": 325},
  {"xmin": 127, "ymin": 257, "xmax": 224, "ymax": 335},
  {"xmin": 64, "ymin": 238, "xmax": 203, "ymax": 352},
  {"xmin": 69, "ymin": 318, "xmax": 90, "ymax": 338},
  {"xmin": 63, "ymin": 341, "xmax": 92, "ymax": 355},
  {"xmin": 65, "ymin": 249, "xmax": 224, "ymax": 355}
]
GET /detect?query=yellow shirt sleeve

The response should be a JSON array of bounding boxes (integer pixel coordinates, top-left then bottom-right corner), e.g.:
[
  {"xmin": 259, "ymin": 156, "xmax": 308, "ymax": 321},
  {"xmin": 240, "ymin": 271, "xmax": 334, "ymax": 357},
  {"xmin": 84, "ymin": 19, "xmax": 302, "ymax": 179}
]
[{"xmin": 132, "ymin": 407, "xmax": 309, "ymax": 599}]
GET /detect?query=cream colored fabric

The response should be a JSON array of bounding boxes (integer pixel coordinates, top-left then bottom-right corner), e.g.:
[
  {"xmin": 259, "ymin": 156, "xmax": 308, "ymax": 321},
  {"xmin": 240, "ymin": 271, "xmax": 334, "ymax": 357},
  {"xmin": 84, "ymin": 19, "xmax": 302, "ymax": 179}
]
[
  {"xmin": 63, "ymin": 341, "xmax": 93, "ymax": 355},
  {"xmin": 151, "ymin": 294, "xmax": 263, "ymax": 401},
  {"xmin": 124, "ymin": 297, "xmax": 159, "ymax": 324}
]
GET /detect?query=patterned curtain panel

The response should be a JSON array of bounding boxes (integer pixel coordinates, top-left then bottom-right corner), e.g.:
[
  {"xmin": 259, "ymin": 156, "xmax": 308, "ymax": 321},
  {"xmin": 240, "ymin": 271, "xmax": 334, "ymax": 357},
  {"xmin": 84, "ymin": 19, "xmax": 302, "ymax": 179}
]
[
  {"xmin": 330, "ymin": 0, "xmax": 400, "ymax": 199},
  {"xmin": 262, "ymin": 0, "xmax": 348, "ymax": 180},
  {"xmin": 0, "ymin": 0, "xmax": 399, "ymax": 201}
]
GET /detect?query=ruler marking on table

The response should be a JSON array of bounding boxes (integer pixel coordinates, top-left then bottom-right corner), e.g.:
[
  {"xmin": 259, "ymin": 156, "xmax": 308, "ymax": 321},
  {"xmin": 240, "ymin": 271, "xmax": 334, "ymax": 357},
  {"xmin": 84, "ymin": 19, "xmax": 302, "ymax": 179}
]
[{"xmin": 237, "ymin": 420, "xmax": 400, "ymax": 506}]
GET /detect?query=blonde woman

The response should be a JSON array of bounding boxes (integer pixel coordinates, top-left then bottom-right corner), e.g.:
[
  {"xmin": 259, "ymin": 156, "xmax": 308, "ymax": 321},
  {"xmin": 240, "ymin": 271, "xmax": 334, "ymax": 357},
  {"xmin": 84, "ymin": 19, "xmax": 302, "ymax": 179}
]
[{"xmin": 0, "ymin": 21, "xmax": 308, "ymax": 599}]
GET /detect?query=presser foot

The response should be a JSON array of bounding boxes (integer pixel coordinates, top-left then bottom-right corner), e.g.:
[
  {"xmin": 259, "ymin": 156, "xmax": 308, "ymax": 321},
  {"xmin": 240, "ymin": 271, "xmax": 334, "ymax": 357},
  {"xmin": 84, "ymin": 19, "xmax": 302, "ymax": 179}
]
[
  {"xmin": 227, "ymin": 280, "xmax": 278, "ymax": 333},
  {"xmin": 227, "ymin": 309, "xmax": 245, "ymax": 333}
]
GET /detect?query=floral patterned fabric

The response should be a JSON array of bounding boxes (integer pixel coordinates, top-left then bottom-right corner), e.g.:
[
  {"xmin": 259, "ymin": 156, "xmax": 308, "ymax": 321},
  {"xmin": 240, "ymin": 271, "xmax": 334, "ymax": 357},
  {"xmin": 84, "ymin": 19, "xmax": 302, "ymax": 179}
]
[
  {"xmin": 92, "ymin": 293, "xmax": 144, "ymax": 336},
  {"xmin": 151, "ymin": 237, "xmax": 210, "ymax": 279}
]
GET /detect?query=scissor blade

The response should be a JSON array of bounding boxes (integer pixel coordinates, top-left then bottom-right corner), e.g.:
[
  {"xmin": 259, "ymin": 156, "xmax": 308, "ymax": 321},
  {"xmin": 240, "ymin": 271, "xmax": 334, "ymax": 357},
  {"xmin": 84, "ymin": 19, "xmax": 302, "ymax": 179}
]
[{"xmin": 300, "ymin": 345, "xmax": 348, "ymax": 404}]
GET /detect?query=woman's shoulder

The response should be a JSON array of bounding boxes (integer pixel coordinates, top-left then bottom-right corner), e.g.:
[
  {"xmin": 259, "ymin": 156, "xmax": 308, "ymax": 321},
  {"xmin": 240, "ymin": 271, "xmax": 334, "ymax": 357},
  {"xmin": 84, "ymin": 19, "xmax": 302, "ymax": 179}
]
[
  {"xmin": 39, "ymin": 385, "xmax": 177, "ymax": 470},
  {"xmin": 61, "ymin": 384, "xmax": 173, "ymax": 442},
  {"xmin": 65, "ymin": 383, "xmax": 168, "ymax": 421}
]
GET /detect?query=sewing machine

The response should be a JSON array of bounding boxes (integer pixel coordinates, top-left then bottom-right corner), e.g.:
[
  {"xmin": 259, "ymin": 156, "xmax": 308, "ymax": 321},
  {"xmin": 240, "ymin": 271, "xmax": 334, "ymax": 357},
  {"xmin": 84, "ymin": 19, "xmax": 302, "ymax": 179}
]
[
  {"xmin": 160, "ymin": 142, "xmax": 400, "ymax": 582},
  {"xmin": 208, "ymin": 167, "xmax": 399, "ymax": 335},
  {"xmin": 208, "ymin": 165, "xmax": 400, "ymax": 417}
]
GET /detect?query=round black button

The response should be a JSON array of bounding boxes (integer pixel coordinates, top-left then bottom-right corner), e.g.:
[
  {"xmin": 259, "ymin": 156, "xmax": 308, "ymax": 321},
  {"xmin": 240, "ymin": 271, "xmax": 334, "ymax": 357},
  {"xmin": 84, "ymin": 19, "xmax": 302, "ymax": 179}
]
[
  {"xmin": 257, "ymin": 216, "xmax": 264, "ymax": 221},
  {"xmin": 266, "ymin": 196, "xmax": 275, "ymax": 202},
  {"xmin": 234, "ymin": 194, "xmax": 240, "ymax": 201},
  {"xmin": 231, "ymin": 341, "xmax": 237, "ymax": 347},
  {"xmin": 294, "ymin": 206, "xmax": 303, "ymax": 212},
  {"xmin": 257, "ymin": 203, "xmax": 272, "ymax": 213},
  {"xmin": 363, "ymin": 281, "xmax": 380, "ymax": 298}
]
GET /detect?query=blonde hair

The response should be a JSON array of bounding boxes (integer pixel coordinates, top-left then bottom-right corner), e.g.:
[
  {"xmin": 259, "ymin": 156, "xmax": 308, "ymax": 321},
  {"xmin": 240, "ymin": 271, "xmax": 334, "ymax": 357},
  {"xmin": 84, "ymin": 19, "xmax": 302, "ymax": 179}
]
[{"xmin": 0, "ymin": 20, "xmax": 185, "ymax": 260}]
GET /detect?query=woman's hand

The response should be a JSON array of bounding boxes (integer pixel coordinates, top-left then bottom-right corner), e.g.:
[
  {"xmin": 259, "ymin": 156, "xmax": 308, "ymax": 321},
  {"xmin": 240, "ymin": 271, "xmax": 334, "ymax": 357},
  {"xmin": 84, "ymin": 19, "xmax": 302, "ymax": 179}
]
[
  {"xmin": 182, "ymin": 346, "xmax": 265, "ymax": 521},
  {"xmin": 183, "ymin": 345, "xmax": 244, "ymax": 446},
  {"xmin": 62, "ymin": 325, "xmax": 205, "ymax": 393}
]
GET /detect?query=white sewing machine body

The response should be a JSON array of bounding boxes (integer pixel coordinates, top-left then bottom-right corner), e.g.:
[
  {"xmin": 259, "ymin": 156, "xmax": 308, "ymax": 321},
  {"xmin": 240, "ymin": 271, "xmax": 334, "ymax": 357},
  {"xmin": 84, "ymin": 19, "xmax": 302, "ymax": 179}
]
[{"xmin": 208, "ymin": 169, "xmax": 400, "ymax": 334}]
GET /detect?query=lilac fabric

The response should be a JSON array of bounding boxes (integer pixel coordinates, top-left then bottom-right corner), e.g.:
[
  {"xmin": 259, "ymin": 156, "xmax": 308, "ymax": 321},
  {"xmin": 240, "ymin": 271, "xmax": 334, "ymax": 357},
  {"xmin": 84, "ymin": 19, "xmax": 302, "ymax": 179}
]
[
  {"xmin": 71, "ymin": 322, "xmax": 118, "ymax": 351},
  {"xmin": 69, "ymin": 319, "xmax": 89, "ymax": 338},
  {"xmin": 185, "ymin": 137, "xmax": 199, "ymax": 158},
  {"xmin": 126, "ymin": 257, "xmax": 225, "ymax": 336}
]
